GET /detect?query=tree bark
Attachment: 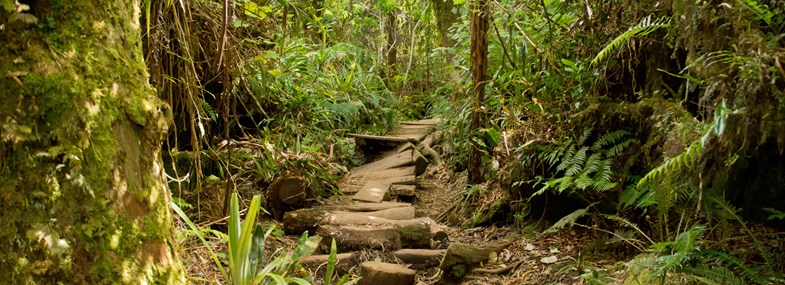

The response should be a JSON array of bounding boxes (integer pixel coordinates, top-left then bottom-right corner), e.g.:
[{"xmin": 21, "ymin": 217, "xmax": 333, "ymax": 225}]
[
  {"xmin": 384, "ymin": 12, "xmax": 398, "ymax": 87},
  {"xmin": 431, "ymin": 0, "xmax": 459, "ymax": 48},
  {"xmin": 468, "ymin": 0, "xmax": 490, "ymax": 184},
  {"xmin": 0, "ymin": 1, "xmax": 185, "ymax": 283}
]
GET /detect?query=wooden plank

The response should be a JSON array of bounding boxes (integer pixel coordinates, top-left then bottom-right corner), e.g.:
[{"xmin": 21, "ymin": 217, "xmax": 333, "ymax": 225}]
[
  {"xmin": 349, "ymin": 166, "xmax": 415, "ymax": 180},
  {"xmin": 352, "ymin": 180, "xmax": 391, "ymax": 203},
  {"xmin": 386, "ymin": 175, "xmax": 416, "ymax": 185},
  {"xmin": 350, "ymin": 150, "xmax": 414, "ymax": 176},
  {"xmin": 342, "ymin": 202, "xmax": 412, "ymax": 212}
]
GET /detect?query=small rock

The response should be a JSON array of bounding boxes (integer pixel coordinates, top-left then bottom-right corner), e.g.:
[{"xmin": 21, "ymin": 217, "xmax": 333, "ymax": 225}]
[
  {"xmin": 358, "ymin": 261, "xmax": 416, "ymax": 285},
  {"xmin": 524, "ymin": 243, "xmax": 536, "ymax": 251}
]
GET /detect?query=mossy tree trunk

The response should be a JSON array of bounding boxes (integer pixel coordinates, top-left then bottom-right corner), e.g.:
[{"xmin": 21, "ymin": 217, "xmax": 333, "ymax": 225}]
[
  {"xmin": 468, "ymin": 0, "xmax": 489, "ymax": 184},
  {"xmin": 0, "ymin": 1, "xmax": 185, "ymax": 283},
  {"xmin": 431, "ymin": 0, "xmax": 458, "ymax": 48}
]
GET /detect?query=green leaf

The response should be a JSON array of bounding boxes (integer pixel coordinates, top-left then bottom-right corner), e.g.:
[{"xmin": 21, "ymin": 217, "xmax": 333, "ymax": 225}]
[
  {"xmin": 325, "ymin": 239, "xmax": 337, "ymax": 285},
  {"xmin": 1, "ymin": 0, "xmax": 14, "ymax": 12}
]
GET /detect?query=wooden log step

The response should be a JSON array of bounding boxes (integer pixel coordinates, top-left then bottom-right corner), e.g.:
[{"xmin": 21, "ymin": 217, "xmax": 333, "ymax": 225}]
[
  {"xmin": 302, "ymin": 252, "xmax": 359, "ymax": 275},
  {"xmin": 358, "ymin": 262, "xmax": 416, "ymax": 285},
  {"xmin": 283, "ymin": 207, "xmax": 331, "ymax": 235},
  {"xmin": 323, "ymin": 207, "xmax": 416, "ymax": 224},
  {"xmin": 320, "ymin": 212, "xmax": 431, "ymax": 248},
  {"xmin": 393, "ymin": 249, "xmax": 446, "ymax": 269},
  {"xmin": 348, "ymin": 166, "xmax": 415, "ymax": 180},
  {"xmin": 317, "ymin": 225, "xmax": 401, "ymax": 252},
  {"xmin": 350, "ymin": 150, "xmax": 414, "ymax": 176},
  {"xmin": 283, "ymin": 202, "xmax": 414, "ymax": 235},
  {"xmin": 323, "ymin": 215, "xmax": 447, "ymax": 242},
  {"xmin": 341, "ymin": 201, "xmax": 411, "ymax": 212}
]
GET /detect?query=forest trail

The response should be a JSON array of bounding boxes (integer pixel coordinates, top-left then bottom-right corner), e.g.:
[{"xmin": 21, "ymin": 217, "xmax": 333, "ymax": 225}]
[
  {"xmin": 280, "ymin": 119, "xmax": 573, "ymax": 285},
  {"xmin": 283, "ymin": 118, "xmax": 453, "ymax": 285}
]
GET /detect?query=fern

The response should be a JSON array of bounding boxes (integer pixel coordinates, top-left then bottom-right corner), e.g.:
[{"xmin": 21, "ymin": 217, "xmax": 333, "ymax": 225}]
[
  {"xmin": 738, "ymin": 0, "xmax": 774, "ymax": 25},
  {"xmin": 536, "ymin": 129, "xmax": 633, "ymax": 196},
  {"xmin": 591, "ymin": 15, "xmax": 671, "ymax": 66},
  {"xmin": 649, "ymin": 225, "xmax": 706, "ymax": 282},
  {"xmin": 763, "ymin": 208, "xmax": 785, "ymax": 221},
  {"xmin": 638, "ymin": 101, "xmax": 741, "ymax": 188}
]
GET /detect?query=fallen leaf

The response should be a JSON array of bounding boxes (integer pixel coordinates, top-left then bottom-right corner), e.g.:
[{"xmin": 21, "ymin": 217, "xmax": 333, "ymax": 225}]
[
  {"xmin": 524, "ymin": 243, "xmax": 536, "ymax": 251},
  {"xmin": 540, "ymin": 255, "xmax": 558, "ymax": 264}
]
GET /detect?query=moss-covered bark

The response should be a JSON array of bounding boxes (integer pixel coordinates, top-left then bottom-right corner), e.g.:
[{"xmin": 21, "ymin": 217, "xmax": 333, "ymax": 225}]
[{"xmin": 0, "ymin": 1, "xmax": 185, "ymax": 283}]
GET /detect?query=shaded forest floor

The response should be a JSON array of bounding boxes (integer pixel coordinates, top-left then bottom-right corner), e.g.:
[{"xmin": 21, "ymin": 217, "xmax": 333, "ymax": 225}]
[{"xmin": 174, "ymin": 135, "xmax": 634, "ymax": 285}]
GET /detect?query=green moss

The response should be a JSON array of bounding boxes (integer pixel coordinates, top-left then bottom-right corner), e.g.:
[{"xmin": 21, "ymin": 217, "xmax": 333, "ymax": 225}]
[{"xmin": 0, "ymin": 0, "xmax": 184, "ymax": 283}]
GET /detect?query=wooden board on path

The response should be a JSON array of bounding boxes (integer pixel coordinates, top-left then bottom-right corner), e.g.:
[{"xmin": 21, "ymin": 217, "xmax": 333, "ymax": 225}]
[
  {"xmin": 352, "ymin": 180, "xmax": 391, "ymax": 203},
  {"xmin": 350, "ymin": 150, "xmax": 414, "ymax": 176},
  {"xmin": 348, "ymin": 166, "xmax": 415, "ymax": 181}
]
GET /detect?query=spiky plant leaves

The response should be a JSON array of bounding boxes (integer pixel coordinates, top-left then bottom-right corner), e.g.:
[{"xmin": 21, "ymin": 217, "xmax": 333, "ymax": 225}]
[
  {"xmin": 171, "ymin": 200, "xmax": 229, "ymax": 282},
  {"xmin": 591, "ymin": 15, "xmax": 671, "ymax": 66},
  {"xmin": 325, "ymin": 239, "xmax": 337, "ymax": 285}
]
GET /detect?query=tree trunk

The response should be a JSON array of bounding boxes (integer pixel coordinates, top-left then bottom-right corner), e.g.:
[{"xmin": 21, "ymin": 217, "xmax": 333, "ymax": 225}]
[
  {"xmin": 384, "ymin": 12, "xmax": 398, "ymax": 87},
  {"xmin": 0, "ymin": 1, "xmax": 185, "ymax": 283},
  {"xmin": 431, "ymin": 0, "xmax": 459, "ymax": 48},
  {"xmin": 468, "ymin": 0, "xmax": 490, "ymax": 184}
]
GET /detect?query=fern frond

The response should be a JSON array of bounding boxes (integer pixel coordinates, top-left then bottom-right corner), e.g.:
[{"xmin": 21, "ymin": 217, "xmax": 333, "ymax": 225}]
[
  {"xmin": 565, "ymin": 146, "xmax": 589, "ymax": 176},
  {"xmin": 592, "ymin": 130, "xmax": 629, "ymax": 151},
  {"xmin": 738, "ymin": 0, "xmax": 774, "ymax": 25},
  {"xmin": 578, "ymin": 127, "xmax": 593, "ymax": 145},
  {"xmin": 603, "ymin": 214, "xmax": 654, "ymax": 244},
  {"xmin": 637, "ymin": 141, "xmax": 702, "ymax": 188},
  {"xmin": 605, "ymin": 138, "xmax": 635, "ymax": 157},
  {"xmin": 591, "ymin": 15, "xmax": 671, "ymax": 66}
]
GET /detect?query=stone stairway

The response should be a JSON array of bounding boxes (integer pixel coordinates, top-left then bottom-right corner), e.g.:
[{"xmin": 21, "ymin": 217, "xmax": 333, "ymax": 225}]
[{"xmin": 282, "ymin": 119, "xmax": 454, "ymax": 285}]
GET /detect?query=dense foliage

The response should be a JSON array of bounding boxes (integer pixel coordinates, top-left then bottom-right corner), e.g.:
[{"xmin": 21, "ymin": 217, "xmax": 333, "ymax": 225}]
[{"xmin": 136, "ymin": 0, "xmax": 785, "ymax": 283}]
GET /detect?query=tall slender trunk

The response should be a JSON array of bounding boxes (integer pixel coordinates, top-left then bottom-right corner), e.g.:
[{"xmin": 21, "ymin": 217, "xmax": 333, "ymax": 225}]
[
  {"xmin": 468, "ymin": 0, "xmax": 490, "ymax": 184},
  {"xmin": 0, "ymin": 1, "xmax": 185, "ymax": 283},
  {"xmin": 384, "ymin": 12, "xmax": 398, "ymax": 88}
]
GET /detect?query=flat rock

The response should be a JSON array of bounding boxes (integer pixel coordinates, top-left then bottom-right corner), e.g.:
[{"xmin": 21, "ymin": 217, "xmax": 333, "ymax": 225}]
[{"xmin": 358, "ymin": 262, "xmax": 416, "ymax": 285}]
